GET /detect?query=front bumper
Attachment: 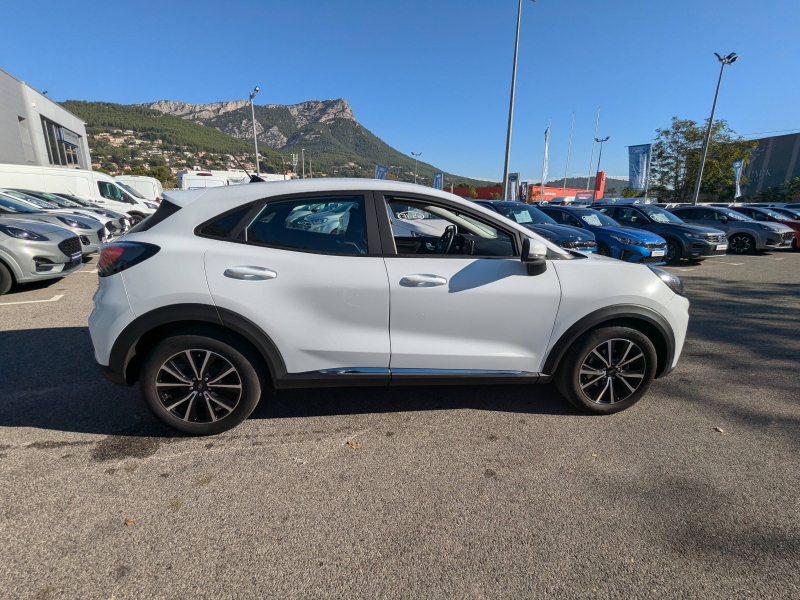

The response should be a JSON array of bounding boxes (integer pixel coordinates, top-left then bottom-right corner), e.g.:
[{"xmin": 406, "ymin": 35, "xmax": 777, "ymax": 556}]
[
  {"xmin": 79, "ymin": 226, "xmax": 109, "ymax": 256},
  {"xmin": 0, "ymin": 237, "xmax": 84, "ymax": 284},
  {"xmin": 762, "ymin": 231, "xmax": 795, "ymax": 249},
  {"xmin": 683, "ymin": 238, "xmax": 728, "ymax": 259},
  {"xmin": 96, "ymin": 360, "xmax": 128, "ymax": 386},
  {"xmin": 616, "ymin": 244, "xmax": 667, "ymax": 265}
]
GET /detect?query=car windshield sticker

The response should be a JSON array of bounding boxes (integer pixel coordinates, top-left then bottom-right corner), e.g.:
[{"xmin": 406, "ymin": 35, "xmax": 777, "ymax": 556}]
[
  {"xmin": 513, "ymin": 210, "xmax": 532, "ymax": 223},
  {"xmin": 650, "ymin": 212, "xmax": 671, "ymax": 224},
  {"xmin": 581, "ymin": 214, "xmax": 602, "ymax": 226}
]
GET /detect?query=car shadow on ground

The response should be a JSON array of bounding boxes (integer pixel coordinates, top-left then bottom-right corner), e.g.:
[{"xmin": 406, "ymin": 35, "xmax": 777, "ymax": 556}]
[{"xmin": 0, "ymin": 326, "xmax": 577, "ymax": 438}]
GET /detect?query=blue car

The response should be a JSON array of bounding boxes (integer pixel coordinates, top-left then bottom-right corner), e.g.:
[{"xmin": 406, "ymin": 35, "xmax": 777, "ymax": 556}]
[
  {"xmin": 538, "ymin": 205, "xmax": 668, "ymax": 264},
  {"xmin": 473, "ymin": 200, "xmax": 597, "ymax": 253}
]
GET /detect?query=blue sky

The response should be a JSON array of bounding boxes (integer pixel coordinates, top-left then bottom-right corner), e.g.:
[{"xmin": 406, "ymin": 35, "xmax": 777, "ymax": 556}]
[{"xmin": 2, "ymin": 0, "xmax": 798, "ymax": 181}]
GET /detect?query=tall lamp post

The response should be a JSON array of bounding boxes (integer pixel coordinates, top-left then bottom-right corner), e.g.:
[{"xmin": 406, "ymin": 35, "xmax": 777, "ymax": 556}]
[
  {"xmin": 691, "ymin": 52, "xmax": 739, "ymax": 205},
  {"xmin": 502, "ymin": 0, "xmax": 534, "ymax": 201},
  {"xmin": 249, "ymin": 86, "xmax": 260, "ymax": 176},
  {"xmin": 593, "ymin": 136, "xmax": 609, "ymax": 198},
  {"xmin": 301, "ymin": 148, "xmax": 305, "ymax": 179},
  {"xmin": 411, "ymin": 151, "xmax": 422, "ymax": 184}
]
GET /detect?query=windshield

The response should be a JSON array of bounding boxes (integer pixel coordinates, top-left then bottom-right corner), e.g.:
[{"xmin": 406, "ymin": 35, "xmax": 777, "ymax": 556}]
[
  {"xmin": 37, "ymin": 192, "xmax": 82, "ymax": 208},
  {"xmin": 639, "ymin": 206, "xmax": 684, "ymax": 224},
  {"xmin": 2, "ymin": 190, "xmax": 58, "ymax": 209},
  {"xmin": 495, "ymin": 203, "xmax": 558, "ymax": 225},
  {"xmin": 757, "ymin": 207, "xmax": 791, "ymax": 220},
  {"xmin": 570, "ymin": 208, "xmax": 619, "ymax": 227},
  {"xmin": 0, "ymin": 194, "xmax": 43, "ymax": 214},
  {"xmin": 56, "ymin": 194, "xmax": 93, "ymax": 208},
  {"xmin": 117, "ymin": 182, "xmax": 146, "ymax": 198},
  {"xmin": 117, "ymin": 182, "xmax": 146, "ymax": 199},
  {"xmin": 773, "ymin": 207, "xmax": 800, "ymax": 219},
  {"xmin": 720, "ymin": 209, "xmax": 751, "ymax": 221}
]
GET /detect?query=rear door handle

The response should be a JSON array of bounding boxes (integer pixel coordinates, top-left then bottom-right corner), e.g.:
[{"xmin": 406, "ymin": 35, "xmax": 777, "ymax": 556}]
[
  {"xmin": 400, "ymin": 274, "xmax": 447, "ymax": 287},
  {"xmin": 224, "ymin": 266, "xmax": 277, "ymax": 281}
]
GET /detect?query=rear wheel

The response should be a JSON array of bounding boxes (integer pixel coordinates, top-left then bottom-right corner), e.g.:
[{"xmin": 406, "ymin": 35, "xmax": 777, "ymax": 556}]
[
  {"xmin": 140, "ymin": 334, "xmax": 264, "ymax": 435},
  {"xmin": 728, "ymin": 233, "xmax": 755, "ymax": 255},
  {"xmin": 0, "ymin": 261, "xmax": 13, "ymax": 296},
  {"xmin": 555, "ymin": 326, "xmax": 658, "ymax": 414}
]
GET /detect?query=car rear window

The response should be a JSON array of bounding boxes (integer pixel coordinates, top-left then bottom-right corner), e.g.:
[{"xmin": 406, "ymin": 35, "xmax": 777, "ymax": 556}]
[{"xmin": 198, "ymin": 206, "xmax": 252, "ymax": 239}]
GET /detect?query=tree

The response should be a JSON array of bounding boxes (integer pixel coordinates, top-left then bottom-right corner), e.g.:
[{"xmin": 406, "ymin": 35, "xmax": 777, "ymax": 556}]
[
  {"xmin": 650, "ymin": 117, "xmax": 757, "ymax": 202},
  {"xmin": 621, "ymin": 187, "xmax": 643, "ymax": 198},
  {"xmin": 757, "ymin": 177, "xmax": 800, "ymax": 202},
  {"xmin": 489, "ymin": 192, "xmax": 502, "ymax": 200}
]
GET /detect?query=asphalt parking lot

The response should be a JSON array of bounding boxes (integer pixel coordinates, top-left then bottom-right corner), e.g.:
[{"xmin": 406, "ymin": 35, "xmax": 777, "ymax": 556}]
[{"xmin": 1, "ymin": 252, "xmax": 798, "ymax": 599}]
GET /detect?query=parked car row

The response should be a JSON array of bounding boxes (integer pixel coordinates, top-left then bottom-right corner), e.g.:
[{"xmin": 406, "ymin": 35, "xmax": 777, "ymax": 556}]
[{"xmin": 0, "ymin": 187, "xmax": 132, "ymax": 296}]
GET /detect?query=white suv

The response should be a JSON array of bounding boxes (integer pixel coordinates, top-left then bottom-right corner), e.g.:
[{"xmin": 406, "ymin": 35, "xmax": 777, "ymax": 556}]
[{"xmin": 90, "ymin": 180, "xmax": 690, "ymax": 435}]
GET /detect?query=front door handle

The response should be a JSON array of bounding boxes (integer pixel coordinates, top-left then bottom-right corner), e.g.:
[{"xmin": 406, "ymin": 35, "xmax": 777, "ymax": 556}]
[
  {"xmin": 224, "ymin": 266, "xmax": 277, "ymax": 281},
  {"xmin": 400, "ymin": 274, "xmax": 447, "ymax": 287}
]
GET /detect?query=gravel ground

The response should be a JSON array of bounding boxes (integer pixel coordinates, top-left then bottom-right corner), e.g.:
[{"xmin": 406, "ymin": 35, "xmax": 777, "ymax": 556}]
[{"xmin": 0, "ymin": 252, "xmax": 798, "ymax": 599}]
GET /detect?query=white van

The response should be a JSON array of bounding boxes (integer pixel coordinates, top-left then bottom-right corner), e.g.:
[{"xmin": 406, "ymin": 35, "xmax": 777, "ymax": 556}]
[
  {"xmin": 115, "ymin": 175, "xmax": 163, "ymax": 202},
  {"xmin": 180, "ymin": 173, "xmax": 228, "ymax": 190},
  {"xmin": 0, "ymin": 164, "xmax": 156, "ymax": 223}
]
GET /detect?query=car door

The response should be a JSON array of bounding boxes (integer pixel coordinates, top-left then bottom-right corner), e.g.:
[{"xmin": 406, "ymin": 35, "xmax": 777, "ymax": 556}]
[
  {"xmin": 378, "ymin": 193, "xmax": 561, "ymax": 374},
  {"xmin": 694, "ymin": 208, "xmax": 733, "ymax": 234},
  {"xmin": 203, "ymin": 192, "xmax": 391, "ymax": 377}
]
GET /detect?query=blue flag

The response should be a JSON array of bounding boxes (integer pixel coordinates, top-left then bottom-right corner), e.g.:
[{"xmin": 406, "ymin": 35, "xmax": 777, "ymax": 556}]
[
  {"xmin": 433, "ymin": 173, "xmax": 443, "ymax": 190},
  {"xmin": 628, "ymin": 144, "xmax": 652, "ymax": 190},
  {"xmin": 733, "ymin": 159, "xmax": 743, "ymax": 198},
  {"xmin": 375, "ymin": 165, "xmax": 388, "ymax": 180}
]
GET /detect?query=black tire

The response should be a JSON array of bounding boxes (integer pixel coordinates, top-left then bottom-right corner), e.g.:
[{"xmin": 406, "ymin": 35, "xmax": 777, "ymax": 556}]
[
  {"xmin": 554, "ymin": 326, "xmax": 658, "ymax": 415},
  {"xmin": 140, "ymin": 334, "xmax": 265, "ymax": 435},
  {"xmin": 665, "ymin": 239, "xmax": 682, "ymax": 265},
  {"xmin": 128, "ymin": 213, "xmax": 146, "ymax": 225},
  {"xmin": 0, "ymin": 261, "xmax": 13, "ymax": 296},
  {"xmin": 596, "ymin": 242, "xmax": 612, "ymax": 257},
  {"xmin": 792, "ymin": 237, "xmax": 798, "ymax": 252},
  {"xmin": 728, "ymin": 233, "xmax": 755, "ymax": 255}
]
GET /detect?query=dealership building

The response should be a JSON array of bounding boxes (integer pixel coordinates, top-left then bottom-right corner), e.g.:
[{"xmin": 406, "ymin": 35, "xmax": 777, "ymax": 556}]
[
  {"xmin": 741, "ymin": 132, "xmax": 800, "ymax": 195},
  {"xmin": 0, "ymin": 67, "xmax": 91, "ymax": 170}
]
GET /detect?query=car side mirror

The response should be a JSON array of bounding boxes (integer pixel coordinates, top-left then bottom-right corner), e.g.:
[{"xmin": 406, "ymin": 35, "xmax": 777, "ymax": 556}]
[
  {"xmin": 720, "ymin": 216, "xmax": 728, "ymax": 223},
  {"xmin": 521, "ymin": 238, "xmax": 547, "ymax": 276}
]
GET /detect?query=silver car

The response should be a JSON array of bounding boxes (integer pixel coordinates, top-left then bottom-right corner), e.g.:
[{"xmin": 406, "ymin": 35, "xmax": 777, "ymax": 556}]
[
  {"xmin": 0, "ymin": 218, "xmax": 83, "ymax": 296},
  {"xmin": 0, "ymin": 193, "xmax": 107, "ymax": 256},
  {"xmin": 13, "ymin": 189, "xmax": 131, "ymax": 237},
  {"xmin": 668, "ymin": 205, "xmax": 794, "ymax": 254}
]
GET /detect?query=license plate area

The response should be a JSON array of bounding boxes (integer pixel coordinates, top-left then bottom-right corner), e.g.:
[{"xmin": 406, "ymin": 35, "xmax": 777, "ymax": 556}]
[
  {"xmin": 651, "ymin": 250, "xmax": 665, "ymax": 257},
  {"xmin": 716, "ymin": 244, "xmax": 728, "ymax": 251}
]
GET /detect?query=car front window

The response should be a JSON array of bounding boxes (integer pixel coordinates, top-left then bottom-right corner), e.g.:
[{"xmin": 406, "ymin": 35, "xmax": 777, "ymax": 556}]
[{"xmin": 117, "ymin": 182, "xmax": 146, "ymax": 199}]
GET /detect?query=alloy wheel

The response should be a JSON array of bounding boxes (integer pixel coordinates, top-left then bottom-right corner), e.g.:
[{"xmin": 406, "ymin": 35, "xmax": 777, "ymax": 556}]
[
  {"xmin": 155, "ymin": 349, "xmax": 242, "ymax": 423},
  {"xmin": 729, "ymin": 234, "xmax": 752, "ymax": 254},
  {"xmin": 578, "ymin": 338, "xmax": 646, "ymax": 404}
]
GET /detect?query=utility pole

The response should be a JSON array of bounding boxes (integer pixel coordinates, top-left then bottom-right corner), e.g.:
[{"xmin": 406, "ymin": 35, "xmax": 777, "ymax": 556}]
[
  {"xmin": 563, "ymin": 111, "xmax": 574, "ymax": 194},
  {"xmin": 301, "ymin": 148, "xmax": 305, "ymax": 179},
  {"xmin": 411, "ymin": 152, "xmax": 422, "ymax": 184},
  {"xmin": 586, "ymin": 107, "xmax": 601, "ymax": 191},
  {"xmin": 291, "ymin": 153, "xmax": 298, "ymax": 179},
  {"xmin": 691, "ymin": 52, "xmax": 739, "ymax": 205},
  {"xmin": 249, "ymin": 86, "xmax": 260, "ymax": 176},
  {"xmin": 502, "ymin": 0, "xmax": 534, "ymax": 200}
]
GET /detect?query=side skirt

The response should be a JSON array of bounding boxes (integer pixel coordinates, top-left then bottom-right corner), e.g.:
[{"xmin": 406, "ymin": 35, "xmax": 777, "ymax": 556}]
[{"xmin": 273, "ymin": 368, "xmax": 541, "ymax": 389}]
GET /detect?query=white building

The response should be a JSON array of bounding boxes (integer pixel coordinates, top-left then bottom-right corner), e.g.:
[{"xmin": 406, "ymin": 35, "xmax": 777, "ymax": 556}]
[{"xmin": 0, "ymin": 67, "xmax": 91, "ymax": 170}]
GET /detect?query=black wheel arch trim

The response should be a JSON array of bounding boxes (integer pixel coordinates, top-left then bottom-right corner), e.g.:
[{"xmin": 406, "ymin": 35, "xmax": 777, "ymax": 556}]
[
  {"xmin": 541, "ymin": 304, "xmax": 676, "ymax": 379},
  {"xmin": 107, "ymin": 303, "xmax": 286, "ymax": 385}
]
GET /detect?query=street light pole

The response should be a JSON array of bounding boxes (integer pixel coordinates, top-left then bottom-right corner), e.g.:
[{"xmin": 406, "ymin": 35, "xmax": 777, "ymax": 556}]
[
  {"xmin": 301, "ymin": 148, "xmax": 305, "ymax": 179},
  {"xmin": 249, "ymin": 86, "xmax": 260, "ymax": 176},
  {"xmin": 411, "ymin": 152, "xmax": 422, "ymax": 184},
  {"xmin": 502, "ymin": 0, "xmax": 533, "ymax": 201},
  {"xmin": 563, "ymin": 111, "xmax": 574, "ymax": 194},
  {"xmin": 691, "ymin": 52, "xmax": 739, "ymax": 205},
  {"xmin": 594, "ymin": 136, "xmax": 609, "ymax": 199}
]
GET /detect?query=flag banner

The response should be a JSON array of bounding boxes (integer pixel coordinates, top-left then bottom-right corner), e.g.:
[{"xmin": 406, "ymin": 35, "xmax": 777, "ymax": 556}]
[
  {"xmin": 519, "ymin": 182, "xmax": 528, "ymax": 201},
  {"xmin": 433, "ymin": 173, "xmax": 443, "ymax": 190},
  {"xmin": 375, "ymin": 165, "xmax": 388, "ymax": 179},
  {"xmin": 542, "ymin": 126, "xmax": 551, "ymax": 184},
  {"xmin": 508, "ymin": 173, "xmax": 520, "ymax": 200},
  {"xmin": 733, "ymin": 159, "xmax": 744, "ymax": 198},
  {"xmin": 628, "ymin": 144, "xmax": 652, "ymax": 190}
]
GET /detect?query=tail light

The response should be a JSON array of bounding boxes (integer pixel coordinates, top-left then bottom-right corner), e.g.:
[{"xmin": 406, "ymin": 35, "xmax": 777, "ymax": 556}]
[{"xmin": 98, "ymin": 242, "xmax": 160, "ymax": 277}]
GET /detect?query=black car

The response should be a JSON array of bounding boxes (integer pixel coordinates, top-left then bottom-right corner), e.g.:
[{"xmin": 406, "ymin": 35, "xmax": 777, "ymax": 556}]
[
  {"xmin": 593, "ymin": 203, "xmax": 727, "ymax": 264},
  {"xmin": 473, "ymin": 200, "xmax": 597, "ymax": 253}
]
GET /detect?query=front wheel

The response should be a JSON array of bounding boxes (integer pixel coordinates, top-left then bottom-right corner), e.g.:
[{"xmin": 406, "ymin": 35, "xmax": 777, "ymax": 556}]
[
  {"xmin": 666, "ymin": 239, "xmax": 682, "ymax": 265},
  {"xmin": 554, "ymin": 326, "xmax": 658, "ymax": 414},
  {"xmin": 596, "ymin": 242, "xmax": 612, "ymax": 257},
  {"xmin": 140, "ymin": 334, "xmax": 264, "ymax": 435},
  {"xmin": 728, "ymin": 233, "xmax": 755, "ymax": 255},
  {"xmin": 0, "ymin": 261, "xmax": 13, "ymax": 296},
  {"xmin": 128, "ymin": 213, "xmax": 146, "ymax": 225}
]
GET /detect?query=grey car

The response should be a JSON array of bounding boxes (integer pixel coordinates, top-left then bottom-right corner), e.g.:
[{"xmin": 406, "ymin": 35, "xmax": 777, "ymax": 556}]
[
  {"xmin": 0, "ymin": 193, "xmax": 107, "ymax": 256},
  {"xmin": 668, "ymin": 205, "xmax": 794, "ymax": 254},
  {"xmin": 0, "ymin": 217, "xmax": 83, "ymax": 296}
]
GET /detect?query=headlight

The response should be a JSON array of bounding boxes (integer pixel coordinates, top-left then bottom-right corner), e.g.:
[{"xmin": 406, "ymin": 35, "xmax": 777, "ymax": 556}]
[
  {"xmin": 758, "ymin": 224, "xmax": 779, "ymax": 232},
  {"xmin": 57, "ymin": 216, "xmax": 92, "ymax": 229},
  {"xmin": 682, "ymin": 232, "xmax": 706, "ymax": 239},
  {"xmin": 0, "ymin": 224, "xmax": 49, "ymax": 241},
  {"xmin": 611, "ymin": 235, "xmax": 642, "ymax": 246},
  {"xmin": 144, "ymin": 202, "xmax": 158, "ymax": 209},
  {"xmin": 308, "ymin": 216, "xmax": 333, "ymax": 224},
  {"xmin": 648, "ymin": 266, "xmax": 685, "ymax": 297}
]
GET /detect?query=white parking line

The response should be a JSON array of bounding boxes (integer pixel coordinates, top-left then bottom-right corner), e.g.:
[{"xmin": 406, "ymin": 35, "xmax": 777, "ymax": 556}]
[
  {"xmin": 0, "ymin": 294, "xmax": 64, "ymax": 307},
  {"xmin": 712, "ymin": 261, "xmax": 743, "ymax": 266},
  {"xmin": 78, "ymin": 269, "xmax": 98, "ymax": 274}
]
